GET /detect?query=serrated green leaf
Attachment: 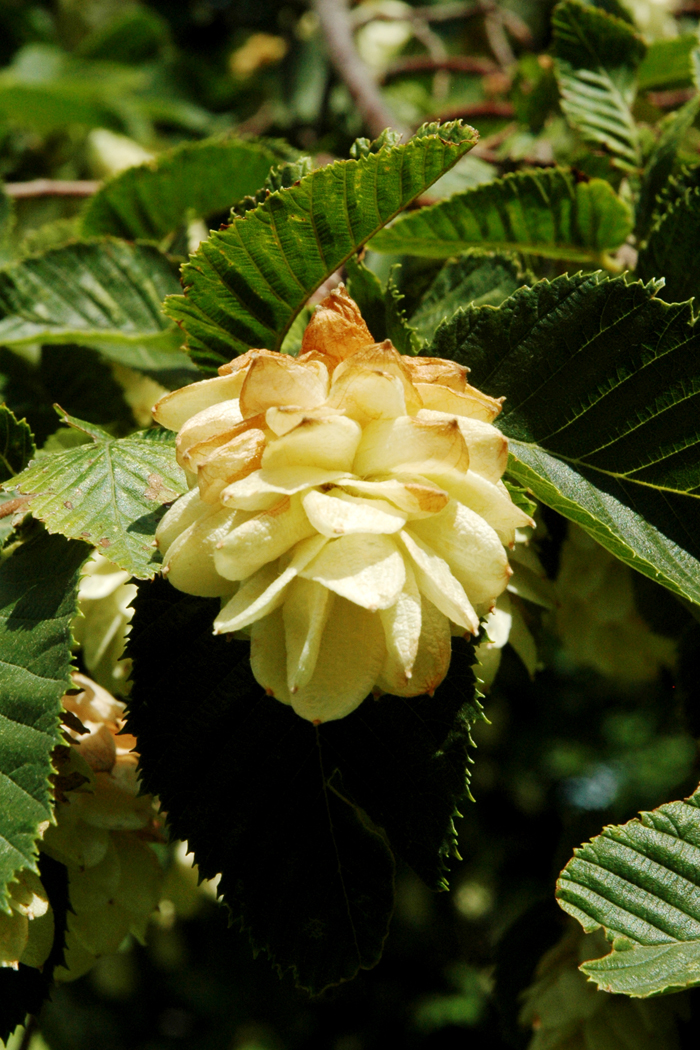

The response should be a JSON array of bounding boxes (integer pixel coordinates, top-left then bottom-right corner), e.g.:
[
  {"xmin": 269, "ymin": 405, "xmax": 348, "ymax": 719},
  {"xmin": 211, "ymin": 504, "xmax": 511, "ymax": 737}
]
[
  {"xmin": 126, "ymin": 579, "xmax": 482, "ymax": 991},
  {"xmin": 14, "ymin": 413, "xmax": 186, "ymax": 578},
  {"xmin": 349, "ymin": 129, "xmax": 404, "ymax": 159},
  {"xmin": 637, "ymin": 34, "xmax": 699, "ymax": 91},
  {"xmin": 636, "ymin": 94, "xmax": 700, "ymax": 240},
  {"xmin": 0, "ymin": 406, "xmax": 34, "ymax": 484},
  {"xmin": 370, "ymin": 168, "xmax": 632, "ymax": 263},
  {"xmin": 583, "ymin": 942, "xmax": 700, "ymax": 998},
  {"xmin": 432, "ymin": 273, "xmax": 700, "ymax": 606},
  {"xmin": 81, "ymin": 138, "xmax": 283, "ymax": 241},
  {"xmin": 553, "ymin": 0, "xmax": 645, "ymax": 170},
  {"xmin": 557, "ymin": 783, "xmax": 700, "ymax": 997},
  {"xmin": 232, "ymin": 155, "xmax": 313, "ymax": 218},
  {"xmin": 410, "ymin": 251, "xmax": 530, "ymax": 343},
  {"xmin": 637, "ymin": 167, "xmax": 700, "ymax": 302},
  {"xmin": 163, "ymin": 121, "xmax": 479, "ymax": 372},
  {"xmin": 0, "ymin": 531, "xmax": 88, "ymax": 911},
  {"xmin": 0, "ymin": 240, "xmax": 195, "ymax": 375}
]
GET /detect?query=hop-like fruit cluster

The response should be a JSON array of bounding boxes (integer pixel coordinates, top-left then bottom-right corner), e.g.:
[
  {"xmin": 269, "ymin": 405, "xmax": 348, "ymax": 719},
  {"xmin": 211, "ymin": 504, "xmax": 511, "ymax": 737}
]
[
  {"xmin": 44, "ymin": 674, "xmax": 163, "ymax": 980},
  {"xmin": 73, "ymin": 552, "xmax": 137, "ymax": 693},
  {"xmin": 1, "ymin": 676, "xmax": 163, "ymax": 978},
  {"xmin": 154, "ymin": 288, "xmax": 532, "ymax": 723},
  {"xmin": 0, "ymin": 675, "xmax": 164, "ymax": 981}
]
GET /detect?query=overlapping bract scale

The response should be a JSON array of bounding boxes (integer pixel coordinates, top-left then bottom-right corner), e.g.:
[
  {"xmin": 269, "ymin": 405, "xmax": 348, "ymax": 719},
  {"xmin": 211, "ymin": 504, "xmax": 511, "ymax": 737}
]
[
  {"xmin": 154, "ymin": 287, "xmax": 531, "ymax": 722},
  {"xmin": 0, "ymin": 676, "xmax": 164, "ymax": 981}
]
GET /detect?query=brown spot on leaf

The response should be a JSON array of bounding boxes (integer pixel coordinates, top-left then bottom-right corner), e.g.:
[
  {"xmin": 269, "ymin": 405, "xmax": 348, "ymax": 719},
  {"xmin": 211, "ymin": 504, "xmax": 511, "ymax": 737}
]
[
  {"xmin": 144, "ymin": 473, "xmax": 180, "ymax": 503},
  {"xmin": 64, "ymin": 501, "xmax": 73, "ymax": 509},
  {"xmin": 99, "ymin": 537, "xmax": 111, "ymax": 548}
]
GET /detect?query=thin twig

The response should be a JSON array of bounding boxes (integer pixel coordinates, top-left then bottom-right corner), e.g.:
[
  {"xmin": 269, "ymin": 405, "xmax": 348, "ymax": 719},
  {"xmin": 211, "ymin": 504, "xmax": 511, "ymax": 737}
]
[
  {"xmin": 235, "ymin": 101, "xmax": 276, "ymax": 137},
  {"xmin": 381, "ymin": 54, "xmax": 497, "ymax": 83},
  {"xmin": 352, "ymin": 2, "xmax": 482, "ymax": 26},
  {"xmin": 4, "ymin": 179, "xmax": 100, "ymax": 199},
  {"xmin": 647, "ymin": 88, "xmax": 696, "ymax": 109},
  {"xmin": 410, "ymin": 16, "xmax": 451, "ymax": 100},
  {"xmin": 469, "ymin": 120, "xmax": 518, "ymax": 160},
  {"xmin": 482, "ymin": 4, "xmax": 515, "ymax": 68},
  {"xmin": 424, "ymin": 100, "xmax": 515, "ymax": 123},
  {"xmin": 18, "ymin": 1017, "xmax": 38, "ymax": 1050},
  {"xmin": 313, "ymin": 0, "xmax": 408, "ymax": 139},
  {"xmin": 500, "ymin": 7, "xmax": 534, "ymax": 47}
]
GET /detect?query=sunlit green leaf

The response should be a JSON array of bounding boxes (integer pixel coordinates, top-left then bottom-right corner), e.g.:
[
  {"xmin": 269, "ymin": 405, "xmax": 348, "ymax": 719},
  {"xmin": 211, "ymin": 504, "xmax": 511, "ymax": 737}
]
[
  {"xmin": 163, "ymin": 121, "xmax": 479, "ymax": 371},
  {"xmin": 433, "ymin": 273, "xmax": 700, "ymax": 606},
  {"xmin": 0, "ymin": 41, "xmax": 214, "ymax": 144},
  {"xmin": 14, "ymin": 412, "xmax": 186, "ymax": 578},
  {"xmin": 557, "ymin": 783, "xmax": 700, "ymax": 997},
  {"xmin": 370, "ymin": 168, "xmax": 632, "ymax": 262},
  {"xmin": 0, "ymin": 44, "xmax": 143, "ymax": 134}
]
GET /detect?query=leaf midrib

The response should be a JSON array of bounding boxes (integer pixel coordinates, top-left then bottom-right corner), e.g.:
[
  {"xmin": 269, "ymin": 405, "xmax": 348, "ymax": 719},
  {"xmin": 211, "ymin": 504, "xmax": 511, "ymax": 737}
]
[
  {"xmin": 271, "ymin": 143, "xmax": 463, "ymax": 349},
  {"xmin": 510, "ymin": 437, "xmax": 700, "ymax": 499},
  {"xmin": 387, "ymin": 236, "xmax": 604, "ymax": 263}
]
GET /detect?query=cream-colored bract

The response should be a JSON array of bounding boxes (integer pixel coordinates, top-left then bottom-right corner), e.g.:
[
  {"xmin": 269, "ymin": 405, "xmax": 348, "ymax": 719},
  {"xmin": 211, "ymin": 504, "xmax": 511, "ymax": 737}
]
[{"xmin": 153, "ymin": 287, "xmax": 533, "ymax": 723}]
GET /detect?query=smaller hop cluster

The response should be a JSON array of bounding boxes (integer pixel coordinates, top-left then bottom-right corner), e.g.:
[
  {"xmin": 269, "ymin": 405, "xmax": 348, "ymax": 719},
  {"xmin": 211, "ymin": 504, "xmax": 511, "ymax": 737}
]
[
  {"xmin": 73, "ymin": 552, "xmax": 137, "ymax": 693},
  {"xmin": 42, "ymin": 675, "xmax": 163, "ymax": 981},
  {"xmin": 154, "ymin": 287, "xmax": 532, "ymax": 723},
  {"xmin": 0, "ymin": 675, "xmax": 163, "ymax": 980}
]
